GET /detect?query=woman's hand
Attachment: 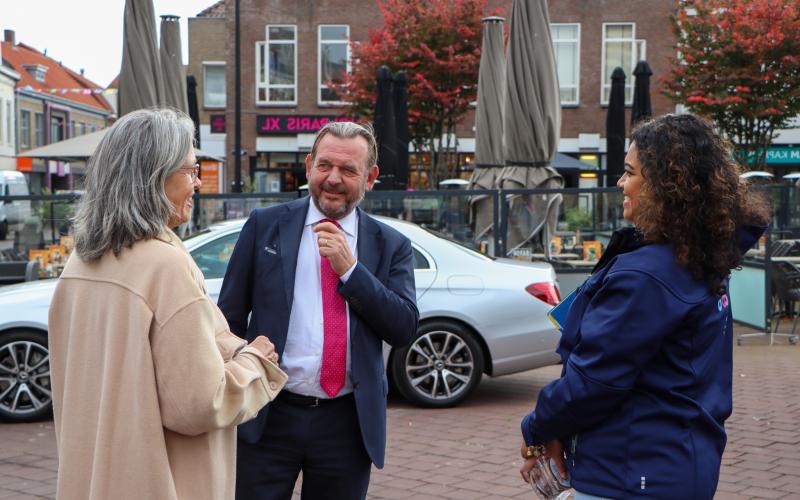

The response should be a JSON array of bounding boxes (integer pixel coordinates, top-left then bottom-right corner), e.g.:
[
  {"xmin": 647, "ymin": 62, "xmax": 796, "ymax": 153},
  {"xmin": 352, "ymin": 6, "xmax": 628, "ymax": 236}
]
[
  {"xmin": 249, "ymin": 335, "xmax": 279, "ymax": 364},
  {"xmin": 519, "ymin": 439, "xmax": 568, "ymax": 483}
]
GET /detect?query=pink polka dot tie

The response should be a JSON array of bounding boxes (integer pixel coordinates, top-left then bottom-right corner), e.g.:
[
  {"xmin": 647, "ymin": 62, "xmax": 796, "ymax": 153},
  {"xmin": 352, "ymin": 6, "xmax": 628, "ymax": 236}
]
[{"xmin": 319, "ymin": 219, "xmax": 347, "ymax": 397}]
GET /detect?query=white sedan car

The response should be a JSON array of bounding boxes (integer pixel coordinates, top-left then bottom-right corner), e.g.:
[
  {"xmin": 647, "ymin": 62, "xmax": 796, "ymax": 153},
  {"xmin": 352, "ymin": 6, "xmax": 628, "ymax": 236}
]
[{"xmin": 0, "ymin": 217, "xmax": 562, "ymax": 422}]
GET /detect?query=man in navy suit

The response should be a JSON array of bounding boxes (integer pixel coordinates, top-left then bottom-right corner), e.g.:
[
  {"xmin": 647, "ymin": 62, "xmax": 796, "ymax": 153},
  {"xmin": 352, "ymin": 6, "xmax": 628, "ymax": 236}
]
[{"xmin": 218, "ymin": 121, "xmax": 419, "ymax": 500}]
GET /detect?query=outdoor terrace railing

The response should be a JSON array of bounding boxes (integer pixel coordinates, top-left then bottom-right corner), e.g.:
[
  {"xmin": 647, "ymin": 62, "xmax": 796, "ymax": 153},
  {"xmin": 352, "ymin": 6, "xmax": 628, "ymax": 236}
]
[{"xmin": 2, "ymin": 184, "xmax": 799, "ymax": 341}]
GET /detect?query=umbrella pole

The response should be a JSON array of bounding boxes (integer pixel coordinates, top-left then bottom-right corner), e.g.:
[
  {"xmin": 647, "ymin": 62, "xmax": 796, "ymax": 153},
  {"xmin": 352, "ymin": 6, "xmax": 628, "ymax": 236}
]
[{"xmin": 233, "ymin": 0, "xmax": 242, "ymax": 193}]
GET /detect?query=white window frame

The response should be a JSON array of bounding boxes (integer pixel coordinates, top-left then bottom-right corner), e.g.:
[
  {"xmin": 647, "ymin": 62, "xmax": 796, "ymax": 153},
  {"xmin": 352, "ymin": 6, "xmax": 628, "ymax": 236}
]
[
  {"xmin": 600, "ymin": 22, "xmax": 637, "ymax": 105},
  {"xmin": 0, "ymin": 100, "xmax": 5, "ymax": 146},
  {"xmin": 256, "ymin": 25, "xmax": 298, "ymax": 106},
  {"xmin": 34, "ymin": 113, "xmax": 44, "ymax": 147},
  {"xmin": 20, "ymin": 110, "xmax": 30, "ymax": 149},
  {"xmin": 550, "ymin": 23, "xmax": 581, "ymax": 106},
  {"xmin": 318, "ymin": 25, "xmax": 351, "ymax": 106},
  {"xmin": 202, "ymin": 61, "xmax": 227, "ymax": 109}
]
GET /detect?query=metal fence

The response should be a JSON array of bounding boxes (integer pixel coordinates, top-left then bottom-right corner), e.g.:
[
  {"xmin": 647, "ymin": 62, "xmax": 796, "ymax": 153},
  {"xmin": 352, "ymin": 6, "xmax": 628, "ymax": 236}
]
[{"xmin": 2, "ymin": 185, "xmax": 799, "ymax": 339}]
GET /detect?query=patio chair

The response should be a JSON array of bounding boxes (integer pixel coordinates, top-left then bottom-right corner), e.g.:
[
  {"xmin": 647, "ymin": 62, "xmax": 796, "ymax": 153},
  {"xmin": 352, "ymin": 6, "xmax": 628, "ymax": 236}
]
[
  {"xmin": 770, "ymin": 261, "xmax": 800, "ymax": 341},
  {"xmin": 738, "ymin": 260, "xmax": 800, "ymax": 346}
]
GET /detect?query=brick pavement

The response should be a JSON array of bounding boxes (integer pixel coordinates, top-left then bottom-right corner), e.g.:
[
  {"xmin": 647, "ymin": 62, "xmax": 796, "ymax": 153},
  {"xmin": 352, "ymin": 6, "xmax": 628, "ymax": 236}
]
[{"xmin": 1, "ymin": 326, "xmax": 798, "ymax": 499}]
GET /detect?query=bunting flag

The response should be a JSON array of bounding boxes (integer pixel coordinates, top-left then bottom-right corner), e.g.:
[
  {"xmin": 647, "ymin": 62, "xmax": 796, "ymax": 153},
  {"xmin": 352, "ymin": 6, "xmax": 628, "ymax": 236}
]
[
  {"xmin": 44, "ymin": 88, "xmax": 112, "ymax": 95},
  {"xmin": 21, "ymin": 84, "xmax": 114, "ymax": 95}
]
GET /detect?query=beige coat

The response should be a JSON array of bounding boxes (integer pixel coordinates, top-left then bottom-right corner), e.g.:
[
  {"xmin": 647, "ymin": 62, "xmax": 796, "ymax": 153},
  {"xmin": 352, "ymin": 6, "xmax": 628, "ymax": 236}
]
[{"xmin": 48, "ymin": 230, "xmax": 287, "ymax": 500}]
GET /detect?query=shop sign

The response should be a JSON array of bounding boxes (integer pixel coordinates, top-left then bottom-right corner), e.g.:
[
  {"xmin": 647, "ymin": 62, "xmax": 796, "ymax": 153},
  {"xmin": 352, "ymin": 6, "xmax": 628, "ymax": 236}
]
[
  {"xmin": 256, "ymin": 115, "xmax": 351, "ymax": 135},
  {"xmin": 210, "ymin": 115, "xmax": 226, "ymax": 134},
  {"xmin": 198, "ymin": 161, "xmax": 222, "ymax": 194},
  {"xmin": 764, "ymin": 147, "xmax": 800, "ymax": 165},
  {"xmin": 16, "ymin": 157, "xmax": 33, "ymax": 172}
]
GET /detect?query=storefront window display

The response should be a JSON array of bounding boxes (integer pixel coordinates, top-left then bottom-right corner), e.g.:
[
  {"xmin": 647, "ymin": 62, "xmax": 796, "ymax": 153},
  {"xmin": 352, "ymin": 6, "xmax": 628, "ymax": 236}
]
[{"xmin": 251, "ymin": 152, "xmax": 306, "ymax": 192}]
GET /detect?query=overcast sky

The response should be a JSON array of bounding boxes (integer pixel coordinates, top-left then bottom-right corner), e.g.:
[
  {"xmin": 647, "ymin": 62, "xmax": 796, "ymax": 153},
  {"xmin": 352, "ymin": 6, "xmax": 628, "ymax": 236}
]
[{"xmin": 3, "ymin": 0, "xmax": 217, "ymax": 87}]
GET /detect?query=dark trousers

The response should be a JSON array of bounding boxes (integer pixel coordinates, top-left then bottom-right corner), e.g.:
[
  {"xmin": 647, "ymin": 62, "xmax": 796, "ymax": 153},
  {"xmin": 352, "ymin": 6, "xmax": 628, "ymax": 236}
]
[{"xmin": 236, "ymin": 393, "xmax": 371, "ymax": 500}]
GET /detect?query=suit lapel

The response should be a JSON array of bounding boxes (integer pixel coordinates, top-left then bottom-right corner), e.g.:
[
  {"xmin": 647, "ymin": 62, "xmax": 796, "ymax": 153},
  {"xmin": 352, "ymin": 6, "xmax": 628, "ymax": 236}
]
[
  {"xmin": 357, "ymin": 208, "xmax": 383, "ymax": 279},
  {"xmin": 278, "ymin": 197, "xmax": 309, "ymax": 313}
]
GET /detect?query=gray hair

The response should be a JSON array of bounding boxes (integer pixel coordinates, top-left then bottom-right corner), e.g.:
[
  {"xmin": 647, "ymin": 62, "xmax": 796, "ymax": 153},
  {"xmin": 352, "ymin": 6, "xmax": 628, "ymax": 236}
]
[
  {"xmin": 72, "ymin": 108, "xmax": 195, "ymax": 261},
  {"xmin": 310, "ymin": 121, "xmax": 378, "ymax": 171}
]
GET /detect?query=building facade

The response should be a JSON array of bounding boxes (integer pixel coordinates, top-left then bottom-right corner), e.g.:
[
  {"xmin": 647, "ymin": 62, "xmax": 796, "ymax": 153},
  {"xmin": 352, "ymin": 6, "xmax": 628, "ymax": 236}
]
[
  {"xmin": 0, "ymin": 40, "xmax": 20, "ymax": 173},
  {"xmin": 2, "ymin": 30, "xmax": 113, "ymax": 193},
  {"xmin": 188, "ymin": 0, "xmax": 681, "ymax": 192}
]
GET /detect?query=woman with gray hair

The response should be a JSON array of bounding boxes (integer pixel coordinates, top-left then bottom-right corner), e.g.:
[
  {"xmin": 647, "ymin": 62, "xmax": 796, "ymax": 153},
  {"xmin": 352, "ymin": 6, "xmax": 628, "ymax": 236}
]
[{"xmin": 48, "ymin": 108, "xmax": 287, "ymax": 500}]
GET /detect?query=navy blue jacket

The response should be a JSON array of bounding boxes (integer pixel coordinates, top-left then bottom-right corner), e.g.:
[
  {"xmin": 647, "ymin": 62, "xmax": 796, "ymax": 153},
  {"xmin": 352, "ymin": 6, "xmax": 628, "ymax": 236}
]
[
  {"xmin": 217, "ymin": 197, "xmax": 419, "ymax": 468},
  {"xmin": 521, "ymin": 226, "xmax": 764, "ymax": 499}
]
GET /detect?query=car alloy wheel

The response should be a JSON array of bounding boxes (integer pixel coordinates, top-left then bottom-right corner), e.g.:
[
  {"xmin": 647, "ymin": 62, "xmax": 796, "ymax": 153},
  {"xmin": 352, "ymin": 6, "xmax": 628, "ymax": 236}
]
[
  {"xmin": 391, "ymin": 320, "xmax": 484, "ymax": 408},
  {"xmin": 0, "ymin": 330, "xmax": 52, "ymax": 422}
]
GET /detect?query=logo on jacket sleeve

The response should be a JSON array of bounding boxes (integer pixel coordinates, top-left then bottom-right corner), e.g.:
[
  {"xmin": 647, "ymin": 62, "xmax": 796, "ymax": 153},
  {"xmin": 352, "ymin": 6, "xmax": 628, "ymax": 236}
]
[{"xmin": 717, "ymin": 294, "xmax": 729, "ymax": 312}]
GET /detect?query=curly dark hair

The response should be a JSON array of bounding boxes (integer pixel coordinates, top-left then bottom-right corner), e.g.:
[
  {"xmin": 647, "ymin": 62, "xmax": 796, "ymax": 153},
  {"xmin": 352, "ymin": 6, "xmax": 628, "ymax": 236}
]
[{"xmin": 630, "ymin": 114, "xmax": 770, "ymax": 293}]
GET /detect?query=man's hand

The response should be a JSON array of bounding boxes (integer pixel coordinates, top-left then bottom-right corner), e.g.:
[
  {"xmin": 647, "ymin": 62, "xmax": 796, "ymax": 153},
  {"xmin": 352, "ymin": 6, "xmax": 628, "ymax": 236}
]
[
  {"xmin": 249, "ymin": 335, "xmax": 279, "ymax": 364},
  {"xmin": 519, "ymin": 440, "xmax": 567, "ymax": 483},
  {"xmin": 314, "ymin": 221, "xmax": 356, "ymax": 276}
]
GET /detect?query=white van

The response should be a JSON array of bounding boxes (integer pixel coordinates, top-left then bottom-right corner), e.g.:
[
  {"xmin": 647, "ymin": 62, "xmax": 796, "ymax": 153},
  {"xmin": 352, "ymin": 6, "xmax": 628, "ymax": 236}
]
[{"xmin": 0, "ymin": 171, "xmax": 32, "ymax": 240}]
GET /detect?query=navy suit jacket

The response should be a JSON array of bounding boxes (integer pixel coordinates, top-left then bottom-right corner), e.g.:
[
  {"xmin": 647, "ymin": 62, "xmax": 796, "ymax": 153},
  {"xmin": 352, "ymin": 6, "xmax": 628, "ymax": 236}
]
[{"xmin": 217, "ymin": 197, "xmax": 419, "ymax": 468}]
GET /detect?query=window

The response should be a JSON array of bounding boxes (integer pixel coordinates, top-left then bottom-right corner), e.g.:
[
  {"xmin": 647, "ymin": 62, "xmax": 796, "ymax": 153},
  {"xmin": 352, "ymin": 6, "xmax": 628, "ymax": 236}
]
[
  {"xmin": 191, "ymin": 232, "xmax": 240, "ymax": 280},
  {"xmin": 22, "ymin": 64, "xmax": 47, "ymax": 82},
  {"xmin": 70, "ymin": 120, "xmax": 77, "ymax": 137},
  {"xmin": 318, "ymin": 25, "xmax": 350, "ymax": 105},
  {"xmin": 412, "ymin": 246, "xmax": 431, "ymax": 270},
  {"xmin": 20, "ymin": 110, "xmax": 30, "ymax": 149},
  {"xmin": 601, "ymin": 23, "xmax": 638, "ymax": 104},
  {"xmin": 51, "ymin": 115, "xmax": 65, "ymax": 143},
  {"xmin": 34, "ymin": 113, "xmax": 44, "ymax": 147},
  {"xmin": 256, "ymin": 25, "xmax": 297, "ymax": 105},
  {"xmin": 551, "ymin": 24, "xmax": 580, "ymax": 105},
  {"xmin": 0, "ymin": 100, "xmax": 4, "ymax": 145},
  {"xmin": 5, "ymin": 101, "xmax": 11, "ymax": 145},
  {"xmin": 203, "ymin": 63, "xmax": 226, "ymax": 108}
]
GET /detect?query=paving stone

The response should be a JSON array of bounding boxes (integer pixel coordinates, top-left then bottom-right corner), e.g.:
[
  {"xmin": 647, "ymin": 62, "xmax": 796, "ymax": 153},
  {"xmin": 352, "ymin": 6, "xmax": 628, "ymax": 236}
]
[{"xmin": 1, "ymin": 325, "xmax": 798, "ymax": 499}]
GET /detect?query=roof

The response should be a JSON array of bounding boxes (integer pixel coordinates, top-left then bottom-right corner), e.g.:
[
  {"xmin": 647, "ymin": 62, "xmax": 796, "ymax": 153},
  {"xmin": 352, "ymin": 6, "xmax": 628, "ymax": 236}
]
[
  {"xmin": 197, "ymin": 0, "xmax": 226, "ymax": 18},
  {"xmin": 19, "ymin": 128, "xmax": 224, "ymax": 163},
  {"xmin": 0, "ymin": 41, "xmax": 113, "ymax": 114}
]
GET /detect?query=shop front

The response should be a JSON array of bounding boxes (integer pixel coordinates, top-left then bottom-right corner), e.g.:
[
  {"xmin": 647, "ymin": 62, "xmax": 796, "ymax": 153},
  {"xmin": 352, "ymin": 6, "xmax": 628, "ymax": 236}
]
[{"xmin": 252, "ymin": 114, "xmax": 352, "ymax": 192}]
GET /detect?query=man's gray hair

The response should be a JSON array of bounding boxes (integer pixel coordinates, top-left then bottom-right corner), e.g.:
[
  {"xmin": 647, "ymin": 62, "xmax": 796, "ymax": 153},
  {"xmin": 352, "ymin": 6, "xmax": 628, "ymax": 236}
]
[
  {"xmin": 310, "ymin": 121, "xmax": 378, "ymax": 171},
  {"xmin": 72, "ymin": 108, "xmax": 195, "ymax": 261}
]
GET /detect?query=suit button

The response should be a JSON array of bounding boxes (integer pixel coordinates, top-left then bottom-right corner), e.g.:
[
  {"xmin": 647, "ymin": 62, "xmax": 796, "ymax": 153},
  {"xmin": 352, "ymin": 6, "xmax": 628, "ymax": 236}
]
[{"xmin": 269, "ymin": 382, "xmax": 278, "ymax": 390}]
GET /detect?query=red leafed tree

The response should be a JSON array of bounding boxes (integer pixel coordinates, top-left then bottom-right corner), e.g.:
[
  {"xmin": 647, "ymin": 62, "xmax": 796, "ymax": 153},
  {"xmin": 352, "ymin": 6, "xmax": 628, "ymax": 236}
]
[
  {"xmin": 342, "ymin": 0, "xmax": 494, "ymax": 186},
  {"xmin": 663, "ymin": 0, "xmax": 800, "ymax": 169}
]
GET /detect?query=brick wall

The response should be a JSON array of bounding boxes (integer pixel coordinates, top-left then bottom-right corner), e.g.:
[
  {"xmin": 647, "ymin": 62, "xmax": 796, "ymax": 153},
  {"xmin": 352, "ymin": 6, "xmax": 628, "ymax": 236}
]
[{"xmin": 198, "ymin": 0, "xmax": 678, "ymax": 189}]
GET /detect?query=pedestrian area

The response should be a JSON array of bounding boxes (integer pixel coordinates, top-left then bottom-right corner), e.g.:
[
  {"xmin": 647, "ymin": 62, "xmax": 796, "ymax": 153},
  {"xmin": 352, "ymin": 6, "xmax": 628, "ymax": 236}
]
[{"xmin": 0, "ymin": 326, "xmax": 798, "ymax": 499}]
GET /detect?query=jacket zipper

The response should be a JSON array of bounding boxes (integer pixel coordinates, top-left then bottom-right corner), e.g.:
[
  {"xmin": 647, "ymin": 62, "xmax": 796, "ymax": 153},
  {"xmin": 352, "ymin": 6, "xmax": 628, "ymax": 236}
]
[{"xmin": 571, "ymin": 434, "xmax": 578, "ymax": 467}]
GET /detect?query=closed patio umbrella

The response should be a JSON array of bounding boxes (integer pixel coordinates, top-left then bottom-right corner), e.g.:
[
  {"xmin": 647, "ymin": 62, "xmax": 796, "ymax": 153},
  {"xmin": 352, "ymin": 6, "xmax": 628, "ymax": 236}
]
[
  {"xmin": 468, "ymin": 16, "xmax": 506, "ymax": 245},
  {"xmin": 631, "ymin": 60, "xmax": 653, "ymax": 128},
  {"xmin": 496, "ymin": 0, "xmax": 563, "ymax": 258},
  {"xmin": 119, "ymin": 0, "xmax": 165, "ymax": 116},
  {"xmin": 187, "ymin": 75, "xmax": 201, "ymax": 147},
  {"xmin": 373, "ymin": 66, "xmax": 397, "ymax": 190},
  {"xmin": 159, "ymin": 14, "xmax": 188, "ymax": 113},
  {"xmin": 393, "ymin": 72, "xmax": 409, "ymax": 190},
  {"xmin": 606, "ymin": 67, "xmax": 626, "ymax": 186}
]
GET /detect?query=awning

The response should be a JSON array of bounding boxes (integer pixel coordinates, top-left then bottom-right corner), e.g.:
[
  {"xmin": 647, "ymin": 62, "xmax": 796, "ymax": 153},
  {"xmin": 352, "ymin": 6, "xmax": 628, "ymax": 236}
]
[{"xmin": 19, "ymin": 129, "xmax": 224, "ymax": 162}]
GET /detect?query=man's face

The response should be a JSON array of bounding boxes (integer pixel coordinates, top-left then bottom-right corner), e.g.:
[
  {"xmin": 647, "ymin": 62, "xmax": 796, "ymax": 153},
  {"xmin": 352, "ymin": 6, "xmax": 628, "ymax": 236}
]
[{"xmin": 305, "ymin": 134, "xmax": 379, "ymax": 220}]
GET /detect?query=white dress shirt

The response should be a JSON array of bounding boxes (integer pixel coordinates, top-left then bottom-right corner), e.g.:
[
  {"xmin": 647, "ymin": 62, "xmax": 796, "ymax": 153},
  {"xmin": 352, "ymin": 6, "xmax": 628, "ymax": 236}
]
[{"xmin": 280, "ymin": 199, "xmax": 358, "ymax": 398}]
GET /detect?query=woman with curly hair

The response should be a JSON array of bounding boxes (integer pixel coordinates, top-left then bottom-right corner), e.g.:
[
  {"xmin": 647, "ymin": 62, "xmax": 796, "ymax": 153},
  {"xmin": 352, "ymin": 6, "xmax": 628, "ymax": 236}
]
[{"xmin": 518, "ymin": 113, "xmax": 770, "ymax": 499}]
